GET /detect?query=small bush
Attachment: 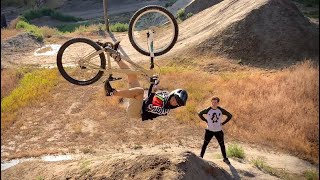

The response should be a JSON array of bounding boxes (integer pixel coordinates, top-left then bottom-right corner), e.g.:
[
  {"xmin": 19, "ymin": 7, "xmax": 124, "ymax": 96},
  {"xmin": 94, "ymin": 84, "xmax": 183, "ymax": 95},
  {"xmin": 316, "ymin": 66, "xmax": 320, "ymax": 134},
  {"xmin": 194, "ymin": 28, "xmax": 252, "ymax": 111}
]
[
  {"xmin": 22, "ymin": 8, "xmax": 82, "ymax": 22},
  {"xmin": 226, "ymin": 143, "xmax": 245, "ymax": 159},
  {"xmin": 303, "ymin": 169, "xmax": 319, "ymax": 180},
  {"xmin": 177, "ymin": 8, "xmax": 185, "ymax": 20},
  {"xmin": 186, "ymin": 12, "xmax": 193, "ymax": 19},
  {"xmin": 16, "ymin": 20, "xmax": 43, "ymax": 40},
  {"xmin": 110, "ymin": 23, "xmax": 129, "ymax": 32}
]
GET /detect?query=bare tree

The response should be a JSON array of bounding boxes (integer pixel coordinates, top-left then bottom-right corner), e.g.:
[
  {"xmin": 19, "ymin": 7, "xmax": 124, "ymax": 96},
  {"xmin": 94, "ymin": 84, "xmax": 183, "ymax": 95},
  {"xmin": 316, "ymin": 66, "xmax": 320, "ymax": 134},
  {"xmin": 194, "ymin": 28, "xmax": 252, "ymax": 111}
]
[{"xmin": 103, "ymin": 0, "xmax": 110, "ymax": 32}]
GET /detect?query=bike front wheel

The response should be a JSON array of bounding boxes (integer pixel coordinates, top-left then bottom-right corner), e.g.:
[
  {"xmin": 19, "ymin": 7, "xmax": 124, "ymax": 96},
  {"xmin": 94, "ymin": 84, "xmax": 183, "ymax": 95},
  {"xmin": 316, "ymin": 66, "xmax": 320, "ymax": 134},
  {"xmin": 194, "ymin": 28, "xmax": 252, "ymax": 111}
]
[
  {"xmin": 56, "ymin": 38, "xmax": 106, "ymax": 86},
  {"xmin": 128, "ymin": 5, "xmax": 179, "ymax": 56}
]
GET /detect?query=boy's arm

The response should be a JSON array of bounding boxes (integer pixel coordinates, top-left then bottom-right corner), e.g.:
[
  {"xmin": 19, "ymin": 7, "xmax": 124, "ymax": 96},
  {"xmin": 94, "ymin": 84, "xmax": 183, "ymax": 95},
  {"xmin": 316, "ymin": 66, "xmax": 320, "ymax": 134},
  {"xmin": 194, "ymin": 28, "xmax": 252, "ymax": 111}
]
[
  {"xmin": 198, "ymin": 107, "xmax": 211, "ymax": 122},
  {"xmin": 218, "ymin": 107, "xmax": 233, "ymax": 125}
]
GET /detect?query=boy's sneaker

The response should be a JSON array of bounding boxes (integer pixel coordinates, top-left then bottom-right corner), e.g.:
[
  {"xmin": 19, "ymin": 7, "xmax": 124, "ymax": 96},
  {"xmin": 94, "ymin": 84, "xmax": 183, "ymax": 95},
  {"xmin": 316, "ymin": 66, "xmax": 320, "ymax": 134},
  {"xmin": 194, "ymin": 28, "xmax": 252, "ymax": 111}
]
[
  {"xmin": 223, "ymin": 158, "xmax": 230, "ymax": 164},
  {"xmin": 104, "ymin": 80, "xmax": 116, "ymax": 96}
]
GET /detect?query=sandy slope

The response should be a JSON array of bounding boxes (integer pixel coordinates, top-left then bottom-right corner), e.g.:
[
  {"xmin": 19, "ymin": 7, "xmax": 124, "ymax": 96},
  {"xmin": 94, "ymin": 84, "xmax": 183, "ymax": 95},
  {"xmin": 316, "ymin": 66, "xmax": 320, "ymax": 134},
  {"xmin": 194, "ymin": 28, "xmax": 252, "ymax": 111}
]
[
  {"xmin": 174, "ymin": 0, "xmax": 319, "ymax": 68},
  {"xmin": 1, "ymin": 0, "xmax": 319, "ymax": 179}
]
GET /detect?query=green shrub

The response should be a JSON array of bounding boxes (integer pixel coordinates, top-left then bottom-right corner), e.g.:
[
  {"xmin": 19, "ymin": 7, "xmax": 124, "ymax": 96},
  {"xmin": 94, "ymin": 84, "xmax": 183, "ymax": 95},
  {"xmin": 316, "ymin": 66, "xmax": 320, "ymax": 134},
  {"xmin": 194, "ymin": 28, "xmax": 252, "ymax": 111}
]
[
  {"xmin": 110, "ymin": 23, "xmax": 129, "ymax": 32},
  {"xmin": 303, "ymin": 169, "xmax": 319, "ymax": 180},
  {"xmin": 186, "ymin": 12, "xmax": 193, "ymax": 19},
  {"xmin": 226, "ymin": 143, "xmax": 245, "ymax": 159},
  {"xmin": 16, "ymin": 20, "xmax": 43, "ymax": 40},
  {"xmin": 56, "ymin": 22, "xmax": 90, "ymax": 33},
  {"xmin": 22, "ymin": 8, "xmax": 82, "ymax": 22},
  {"xmin": 176, "ymin": 8, "xmax": 185, "ymax": 20}
]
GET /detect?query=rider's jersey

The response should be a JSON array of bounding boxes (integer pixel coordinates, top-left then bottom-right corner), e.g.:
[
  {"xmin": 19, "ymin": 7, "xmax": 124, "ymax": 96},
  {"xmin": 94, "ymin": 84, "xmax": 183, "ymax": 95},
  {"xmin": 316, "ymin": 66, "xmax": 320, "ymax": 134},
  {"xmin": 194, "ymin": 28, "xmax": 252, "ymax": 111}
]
[{"xmin": 141, "ymin": 91, "xmax": 177, "ymax": 120}]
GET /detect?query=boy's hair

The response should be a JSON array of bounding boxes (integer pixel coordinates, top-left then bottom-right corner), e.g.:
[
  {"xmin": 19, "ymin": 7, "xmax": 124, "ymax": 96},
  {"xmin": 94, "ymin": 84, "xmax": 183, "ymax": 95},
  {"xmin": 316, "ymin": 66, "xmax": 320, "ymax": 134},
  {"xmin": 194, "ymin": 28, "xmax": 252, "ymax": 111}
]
[{"xmin": 211, "ymin": 96, "xmax": 220, "ymax": 102}]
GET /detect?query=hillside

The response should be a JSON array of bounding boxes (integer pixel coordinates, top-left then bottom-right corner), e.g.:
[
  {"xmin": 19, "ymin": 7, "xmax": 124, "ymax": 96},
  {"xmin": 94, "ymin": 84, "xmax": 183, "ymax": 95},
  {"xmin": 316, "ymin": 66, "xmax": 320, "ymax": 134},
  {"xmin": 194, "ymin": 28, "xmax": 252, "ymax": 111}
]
[
  {"xmin": 174, "ymin": 0, "xmax": 319, "ymax": 68},
  {"xmin": 1, "ymin": 0, "xmax": 319, "ymax": 179}
]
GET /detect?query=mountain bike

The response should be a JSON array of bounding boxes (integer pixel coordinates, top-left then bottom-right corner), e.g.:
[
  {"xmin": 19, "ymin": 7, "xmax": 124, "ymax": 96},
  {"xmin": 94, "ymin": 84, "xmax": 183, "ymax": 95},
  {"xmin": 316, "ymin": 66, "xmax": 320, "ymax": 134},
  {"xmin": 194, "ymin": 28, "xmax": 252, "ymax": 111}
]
[{"xmin": 56, "ymin": 5, "xmax": 178, "ymax": 94}]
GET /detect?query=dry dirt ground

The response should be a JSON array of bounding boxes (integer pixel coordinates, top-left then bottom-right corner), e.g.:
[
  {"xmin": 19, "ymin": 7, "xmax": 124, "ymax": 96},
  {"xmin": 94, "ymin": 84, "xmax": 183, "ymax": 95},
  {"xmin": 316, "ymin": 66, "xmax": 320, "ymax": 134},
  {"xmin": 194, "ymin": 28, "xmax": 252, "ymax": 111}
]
[
  {"xmin": 1, "ymin": 79, "xmax": 318, "ymax": 179},
  {"xmin": 1, "ymin": 32, "xmax": 318, "ymax": 179},
  {"xmin": 1, "ymin": 0, "xmax": 319, "ymax": 179}
]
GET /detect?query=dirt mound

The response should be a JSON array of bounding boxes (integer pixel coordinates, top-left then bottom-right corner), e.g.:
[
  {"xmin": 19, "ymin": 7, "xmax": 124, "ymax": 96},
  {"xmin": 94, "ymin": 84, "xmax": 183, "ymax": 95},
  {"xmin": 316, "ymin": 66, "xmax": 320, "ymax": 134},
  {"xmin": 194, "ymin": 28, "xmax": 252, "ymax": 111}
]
[
  {"xmin": 177, "ymin": 151, "xmax": 231, "ymax": 179},
  {"xmin": 1, "ymin": 32, "xmax": 42, "ymax": 53},
  {"xmin": 1, "ymin": 32, "xmax": 43, "ymax": 68},
  {"xmin": 1, "ymin": 151, "xmax": 233, "ymax": 179},
  {"xmin": 176, "ymin": 0, "xmax": 319, "ymax": 68}
]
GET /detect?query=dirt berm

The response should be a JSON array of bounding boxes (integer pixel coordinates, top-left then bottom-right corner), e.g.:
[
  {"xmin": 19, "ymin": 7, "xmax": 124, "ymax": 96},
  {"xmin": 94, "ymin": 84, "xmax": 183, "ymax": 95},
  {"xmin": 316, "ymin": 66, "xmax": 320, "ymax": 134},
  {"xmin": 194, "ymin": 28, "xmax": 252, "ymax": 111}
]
[
  {"xmin": 176, "ymin": 0, "xmax": 319, "ymax": 68},
  {"xmin": 2, "ymin": 151, "xmax": 234, "ymax": 180}
]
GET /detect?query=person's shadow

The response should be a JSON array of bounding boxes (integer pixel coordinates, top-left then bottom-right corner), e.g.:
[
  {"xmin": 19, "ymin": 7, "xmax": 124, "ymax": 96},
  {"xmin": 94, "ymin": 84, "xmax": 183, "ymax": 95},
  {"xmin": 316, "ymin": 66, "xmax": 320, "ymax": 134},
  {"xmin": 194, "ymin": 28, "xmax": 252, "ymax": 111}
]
[
  {"xmin": 226, "ymin": 162, "xmax": 241, "ymax": 179},
  {"xmin": 226, "ymin": 161, "xmax": 255, "ymax": 179}
]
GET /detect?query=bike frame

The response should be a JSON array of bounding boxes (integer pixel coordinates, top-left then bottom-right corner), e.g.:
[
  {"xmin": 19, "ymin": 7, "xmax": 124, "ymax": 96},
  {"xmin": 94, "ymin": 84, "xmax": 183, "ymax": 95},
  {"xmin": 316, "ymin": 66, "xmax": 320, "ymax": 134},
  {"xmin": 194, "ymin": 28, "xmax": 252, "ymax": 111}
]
[{"xmin": 80, "ymin": 30, "xmax": 157, "ymax": 80}]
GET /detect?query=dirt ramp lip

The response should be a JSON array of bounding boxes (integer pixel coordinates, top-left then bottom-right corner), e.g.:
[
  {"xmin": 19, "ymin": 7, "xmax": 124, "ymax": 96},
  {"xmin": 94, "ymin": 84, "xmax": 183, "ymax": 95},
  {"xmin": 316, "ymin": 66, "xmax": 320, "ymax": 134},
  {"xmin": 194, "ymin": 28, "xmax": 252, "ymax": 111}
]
[
  {"xmin": 177, "ymin": 151, "xmax": 233, "ymax": 179},
  {"xmin": 1, "ymin": 151, "xmax": 235, "ymax": 179}
]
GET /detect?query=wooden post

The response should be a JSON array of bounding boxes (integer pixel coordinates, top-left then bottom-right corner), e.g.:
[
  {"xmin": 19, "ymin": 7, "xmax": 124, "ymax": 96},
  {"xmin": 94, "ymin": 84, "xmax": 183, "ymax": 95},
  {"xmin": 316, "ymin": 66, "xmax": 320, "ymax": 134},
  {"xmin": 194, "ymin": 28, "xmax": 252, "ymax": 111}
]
[{"xmin": 103, "ymin": 0, "xmax": 110, "ymax": 32}]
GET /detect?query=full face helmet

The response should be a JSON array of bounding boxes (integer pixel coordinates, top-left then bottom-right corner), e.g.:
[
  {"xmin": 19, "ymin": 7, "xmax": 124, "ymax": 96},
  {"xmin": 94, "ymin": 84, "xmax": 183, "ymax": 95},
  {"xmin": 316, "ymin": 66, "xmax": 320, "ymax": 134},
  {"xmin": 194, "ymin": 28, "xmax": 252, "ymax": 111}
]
[{"xmin": 169, "ymin": 89, "xmax": 188, "ymax": 106}]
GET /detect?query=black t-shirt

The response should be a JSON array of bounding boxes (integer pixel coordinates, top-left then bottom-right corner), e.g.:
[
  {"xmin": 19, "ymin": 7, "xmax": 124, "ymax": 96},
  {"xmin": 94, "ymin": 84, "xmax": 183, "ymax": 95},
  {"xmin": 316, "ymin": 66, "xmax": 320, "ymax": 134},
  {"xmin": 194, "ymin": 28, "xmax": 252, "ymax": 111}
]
[{"xmin": 141, "ymin": 91, "xmax": 177, "ymax": 121}]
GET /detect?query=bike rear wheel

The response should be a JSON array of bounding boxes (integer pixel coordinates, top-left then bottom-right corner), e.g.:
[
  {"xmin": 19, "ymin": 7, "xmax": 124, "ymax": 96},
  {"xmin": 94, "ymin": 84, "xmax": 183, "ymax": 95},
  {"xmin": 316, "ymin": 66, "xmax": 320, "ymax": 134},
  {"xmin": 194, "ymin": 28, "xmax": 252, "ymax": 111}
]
[
  {"xmin": 56, "ymin": 38, "xmax": 106, "ymax": 86},
  {"xmin": 128, "ymin": 5, "xmax": 179, "ymax": 56}
]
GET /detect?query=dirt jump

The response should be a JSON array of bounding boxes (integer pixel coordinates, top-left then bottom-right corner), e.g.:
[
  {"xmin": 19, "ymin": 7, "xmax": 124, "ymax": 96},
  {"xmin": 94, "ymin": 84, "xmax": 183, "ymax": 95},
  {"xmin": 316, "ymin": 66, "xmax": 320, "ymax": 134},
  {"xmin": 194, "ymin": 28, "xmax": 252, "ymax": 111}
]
[{"xmin": 1, "ymin": 0, "xmax": 319, "ymax": 179}]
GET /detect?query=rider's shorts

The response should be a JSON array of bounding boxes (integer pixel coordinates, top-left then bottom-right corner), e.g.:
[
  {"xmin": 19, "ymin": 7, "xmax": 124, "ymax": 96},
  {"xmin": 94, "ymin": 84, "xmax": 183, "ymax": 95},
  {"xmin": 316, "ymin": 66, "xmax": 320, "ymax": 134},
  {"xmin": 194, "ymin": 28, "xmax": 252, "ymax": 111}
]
[
  {"xmin": 127, "ymin": 78, "xmax": 143, "ymax": 119},
  {"xmin": 127, "ymin": 98, "xmax": 143, "ymax": 119}
]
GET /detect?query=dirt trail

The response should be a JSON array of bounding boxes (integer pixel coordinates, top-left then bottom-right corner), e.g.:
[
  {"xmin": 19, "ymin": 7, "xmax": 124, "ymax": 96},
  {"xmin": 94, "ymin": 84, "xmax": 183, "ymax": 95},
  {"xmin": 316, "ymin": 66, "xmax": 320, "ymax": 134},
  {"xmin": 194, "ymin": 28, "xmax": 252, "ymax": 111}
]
[
  {"xmin": 0, "ymin": 31, "xmax": 150, "ymax": 69},
  {"xmin": 1, "ymin": 0, "xmax": 319, "ymax": 179},
  {"xmin": 2, "ymin": 143, "xmax": 318, "ymax": 179}
]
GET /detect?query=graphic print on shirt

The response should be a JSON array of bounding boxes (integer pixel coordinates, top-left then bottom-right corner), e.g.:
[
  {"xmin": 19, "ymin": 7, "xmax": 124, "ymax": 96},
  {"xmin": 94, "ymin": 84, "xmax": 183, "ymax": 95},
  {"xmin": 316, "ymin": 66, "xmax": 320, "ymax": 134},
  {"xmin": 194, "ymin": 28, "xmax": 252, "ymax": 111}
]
[
  {"xmin": 210, "ymin": 112, "xmax": 221, "ymax": 123},
  {"xmin": 146, "ymin": 93, "xmax": 170, "ymax": 115},
  {"xmin": 207, "ymin": 109, "xmax": 222, "ymax": 132}
]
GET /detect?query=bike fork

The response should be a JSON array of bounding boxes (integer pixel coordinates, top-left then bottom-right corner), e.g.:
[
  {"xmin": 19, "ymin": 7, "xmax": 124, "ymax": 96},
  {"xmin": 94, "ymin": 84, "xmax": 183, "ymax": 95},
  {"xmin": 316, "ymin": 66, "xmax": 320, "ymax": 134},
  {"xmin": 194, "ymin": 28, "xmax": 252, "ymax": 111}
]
[{"xmin": 147, "ymin": 29, "xmax": 155, "ymax": 70}]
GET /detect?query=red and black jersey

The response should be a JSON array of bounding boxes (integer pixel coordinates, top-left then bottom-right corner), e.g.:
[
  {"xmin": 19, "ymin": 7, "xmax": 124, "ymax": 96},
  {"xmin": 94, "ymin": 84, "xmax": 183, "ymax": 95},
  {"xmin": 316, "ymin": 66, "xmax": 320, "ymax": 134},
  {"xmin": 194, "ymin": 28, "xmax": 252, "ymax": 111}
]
[{"xmin": 141, "ymin": 91, "xmax": 176, "ymax": 121}]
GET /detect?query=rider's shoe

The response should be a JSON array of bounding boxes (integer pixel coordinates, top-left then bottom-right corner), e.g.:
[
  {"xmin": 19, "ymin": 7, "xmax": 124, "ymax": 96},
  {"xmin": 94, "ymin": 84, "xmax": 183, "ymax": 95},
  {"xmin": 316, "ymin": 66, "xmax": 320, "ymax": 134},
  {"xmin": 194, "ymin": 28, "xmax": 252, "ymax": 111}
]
[
  {"xmin": 223, "ymin": 158, "xmax": 230, "ymax": 164},
  {"xmin": 104, "ymin": 80, "xmax": 116, "ymax": 96}
]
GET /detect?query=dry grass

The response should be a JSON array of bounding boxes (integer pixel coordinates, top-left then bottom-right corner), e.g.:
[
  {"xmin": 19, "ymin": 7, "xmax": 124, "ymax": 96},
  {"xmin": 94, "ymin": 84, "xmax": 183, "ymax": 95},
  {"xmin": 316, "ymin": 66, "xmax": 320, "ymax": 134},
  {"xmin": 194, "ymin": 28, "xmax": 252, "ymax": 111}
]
[
  {"xmin": 40, "ymin": 26, "xmax": 60, "ymax": 38},
  {"xmin": 1, "ymin": 69, "xmax": 23, "ymax": 99},
  {"xmin": 0, "ymin": 28, "xmax": 22, "ymax": 40},
  {"xmin": 1, "ymin": 69, "xmax": 60, "ymax": 130},
  {"xmin": 160, "ymin": 60, "xmax": 319, "ymax": 164}
]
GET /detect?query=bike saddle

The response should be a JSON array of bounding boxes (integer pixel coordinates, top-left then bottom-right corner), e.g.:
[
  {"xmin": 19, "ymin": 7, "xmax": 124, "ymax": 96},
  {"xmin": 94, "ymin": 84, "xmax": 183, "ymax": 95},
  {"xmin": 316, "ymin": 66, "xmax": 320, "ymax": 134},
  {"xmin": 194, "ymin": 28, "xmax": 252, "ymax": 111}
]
[{"xmin": 113, "ymin": 41, "xmax": 121, "ymax": 51}]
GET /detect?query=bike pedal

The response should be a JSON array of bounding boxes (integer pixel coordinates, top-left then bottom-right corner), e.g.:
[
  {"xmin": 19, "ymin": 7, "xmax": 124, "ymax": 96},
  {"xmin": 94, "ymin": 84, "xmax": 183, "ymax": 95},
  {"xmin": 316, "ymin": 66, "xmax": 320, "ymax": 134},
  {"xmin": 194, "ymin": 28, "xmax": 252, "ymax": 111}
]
[
  {"xmin": 113, "ymin": 41, "xmax": 121, "ymax": 50},
  {"xmin": 108, "ymin": 77, "xmax": 122, "ymax": 81}
]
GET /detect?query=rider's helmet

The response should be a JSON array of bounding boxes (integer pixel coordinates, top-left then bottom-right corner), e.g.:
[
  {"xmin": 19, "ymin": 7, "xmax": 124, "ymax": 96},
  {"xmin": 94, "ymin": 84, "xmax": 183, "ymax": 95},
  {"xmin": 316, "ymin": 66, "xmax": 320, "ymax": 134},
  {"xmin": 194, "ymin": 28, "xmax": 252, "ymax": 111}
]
[{"xmin": 169, "ymin": 89, "xmax": 188, "ymax": 106}]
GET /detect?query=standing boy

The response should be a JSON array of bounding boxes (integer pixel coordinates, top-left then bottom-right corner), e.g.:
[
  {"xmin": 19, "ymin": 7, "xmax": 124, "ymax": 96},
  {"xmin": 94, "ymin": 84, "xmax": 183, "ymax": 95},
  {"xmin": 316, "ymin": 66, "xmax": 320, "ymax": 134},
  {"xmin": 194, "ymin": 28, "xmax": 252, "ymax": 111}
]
[{"xmin": 198, "ymin": 96, "xmax": 232, "ymax": 164}]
